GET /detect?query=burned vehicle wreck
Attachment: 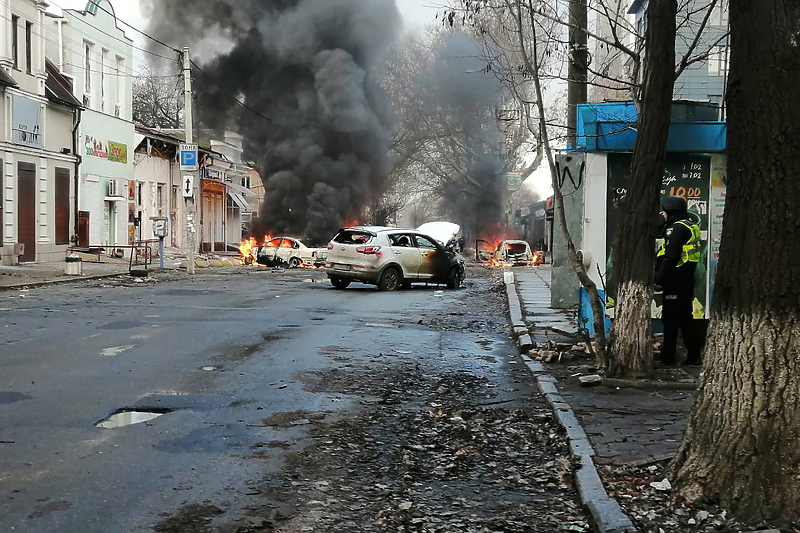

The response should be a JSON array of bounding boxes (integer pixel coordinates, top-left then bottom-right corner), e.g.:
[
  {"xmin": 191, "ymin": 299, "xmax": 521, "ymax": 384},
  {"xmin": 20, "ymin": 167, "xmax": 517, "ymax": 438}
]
[
  {"xmin": 255, "ymin": 237, "xmax": 327, "ymax": 268},
  {"xmin": 325, "ymin": 225, "xmax": 465, "ymax": 291},
  {"xmin": 476, "ymin": 239, "xmax": 540, "ymax": 267}
]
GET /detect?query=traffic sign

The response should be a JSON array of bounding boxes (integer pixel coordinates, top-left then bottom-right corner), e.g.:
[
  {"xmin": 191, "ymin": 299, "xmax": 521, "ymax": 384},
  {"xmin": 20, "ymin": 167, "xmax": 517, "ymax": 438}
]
[
  {"xmin": 180, "ymin": 143, "xmax": 198, "ymax": 170},
  {"xmin": 182, "ymin": 175, "xmax": 194, "ymax": 198}
]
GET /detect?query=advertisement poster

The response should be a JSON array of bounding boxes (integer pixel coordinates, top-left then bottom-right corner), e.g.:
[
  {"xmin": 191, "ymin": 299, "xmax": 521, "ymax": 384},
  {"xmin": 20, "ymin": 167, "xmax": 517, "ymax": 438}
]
[
  {"xmin": 12, "ymin": 95, "xmax": 43, "ymax": 148},
  {"xmin": 108, "ymin": 141, "xmax": 128, "ymax": 164},
  {"xmin": 708, "ymin": 155, "xmax": 727, "ymax": 304},
  {"xmin": 85, "ymin": 135, "xmax": 109, "ymax": 159},
  {"xmin": 606, "ymin": 153, "xmax": 712, "ymax": 319}
]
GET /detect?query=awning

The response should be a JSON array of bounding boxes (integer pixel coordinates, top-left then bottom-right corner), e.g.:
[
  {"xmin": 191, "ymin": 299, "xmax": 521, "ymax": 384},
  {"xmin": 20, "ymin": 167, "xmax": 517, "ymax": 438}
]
[
  {"xmin": 0, "ymin": 66, "xmax": 17, "ymax": 88},
  {"xmin": 228, "ymin": 191, "xmax": 251, "ymax": 212},
  {"xmin": 225, "ymin": 180, "xmax": 258, "ymax": 198}
]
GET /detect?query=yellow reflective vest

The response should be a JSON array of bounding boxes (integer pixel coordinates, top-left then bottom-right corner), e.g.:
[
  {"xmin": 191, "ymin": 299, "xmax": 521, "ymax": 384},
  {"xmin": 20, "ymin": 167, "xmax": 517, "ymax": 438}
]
[{"xmin": 656, "ymin": 220, "xmax": 701, "ymax": 267}]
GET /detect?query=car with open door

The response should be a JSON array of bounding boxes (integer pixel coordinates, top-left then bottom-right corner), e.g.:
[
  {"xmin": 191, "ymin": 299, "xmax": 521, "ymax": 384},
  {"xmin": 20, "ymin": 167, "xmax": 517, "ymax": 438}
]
[
  {"xmin": 325, "ymin": 226, "xmax": 465, "ymax": 291},
  {"xmin": 256, "ymin": 237, "xmax": 327, "ymax": 268}
]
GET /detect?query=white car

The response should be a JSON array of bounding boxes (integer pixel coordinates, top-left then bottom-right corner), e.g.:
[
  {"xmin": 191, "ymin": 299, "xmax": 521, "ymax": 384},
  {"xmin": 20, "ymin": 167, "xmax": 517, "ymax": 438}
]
[
  {"xmin": 256, "ymin": 237, "xmax": 327, "ymax": 268},
  {"xmin": 494, "ymin": 240, "xmax": 535, "ymax": 266},
  {"xmin": 325, "ymin": 226, "xmax": 465, "ymax": 291}
]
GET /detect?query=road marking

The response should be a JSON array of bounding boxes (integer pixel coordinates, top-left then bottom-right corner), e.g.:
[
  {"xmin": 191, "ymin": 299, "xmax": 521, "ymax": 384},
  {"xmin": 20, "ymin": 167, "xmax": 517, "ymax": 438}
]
[{"xmin": 101, "ymin": 345, "xmax": 136, "ymax": 357}]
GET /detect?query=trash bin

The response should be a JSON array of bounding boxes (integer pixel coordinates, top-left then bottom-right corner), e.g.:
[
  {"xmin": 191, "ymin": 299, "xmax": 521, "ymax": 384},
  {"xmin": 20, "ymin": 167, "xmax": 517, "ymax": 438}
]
[{"xmin": 65, "ymin": 254, "xmax": 82, "ymax": 276}]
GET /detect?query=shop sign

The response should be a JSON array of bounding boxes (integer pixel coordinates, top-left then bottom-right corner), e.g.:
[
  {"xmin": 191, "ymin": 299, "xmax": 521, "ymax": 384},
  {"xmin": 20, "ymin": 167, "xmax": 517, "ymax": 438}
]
[
  {"xmin": 12, "ymin": 95, "xmax": 43, "ymax": 148},
  {"xmin": 108, "ymin": 141, "xmax": 128, "ymax": 163},
  {"xmin": 85, "ymin": 135, "xmax": 108, "ymax": 159},
  {"xmin": 85, "ymin": 135, "xmax": 128, "ymax": 163}
]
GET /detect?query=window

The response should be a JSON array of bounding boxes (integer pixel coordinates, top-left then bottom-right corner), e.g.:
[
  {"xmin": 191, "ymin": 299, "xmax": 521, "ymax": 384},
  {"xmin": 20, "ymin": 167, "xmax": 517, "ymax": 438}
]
[
  {"xmin": 711, "ymin": 2, "xmax": 728, "ymax": 26},
  {"xmin": 114, "ymin": 56, "xmax": 124, "ymax": 116},
  {"xmin": 415, "ymin": 236, "xmax": 438, "ymax": 250},
  {"xmin": 100, "ymin": 49, "xmax": 108, "ymax": 112},
  {"xmin": 156, "ymin": 184, "xmax": 164, "ymax": 216},
  {"xmin": 708, "ymin": 46, "xmax": 727, "ymax": 76},
  {"xmin": 84, "ymin": 41, "xmax": 93, "ymax": 96},
  {"xmin": 137, "ymin": 182, "xmax": 143, "ymax": 207},
  {"xmin": 25, "ymin": 22, "xmax": 32, "ymax": 74},
  {"xmin": 11, "ymin": 16, "xmax": 19, "ymax": 70}
]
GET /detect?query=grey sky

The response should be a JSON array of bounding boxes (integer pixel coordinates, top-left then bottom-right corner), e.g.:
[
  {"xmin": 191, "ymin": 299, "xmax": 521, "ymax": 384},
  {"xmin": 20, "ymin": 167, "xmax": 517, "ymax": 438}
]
[{"xmin": 52, "ymin": 0, "xmax": 439, "ymax": 39}]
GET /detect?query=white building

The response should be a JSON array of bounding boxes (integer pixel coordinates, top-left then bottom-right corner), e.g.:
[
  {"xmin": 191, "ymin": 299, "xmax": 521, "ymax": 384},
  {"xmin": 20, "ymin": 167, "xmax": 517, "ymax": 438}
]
[
  {"xmin": 132, "ymin": 127, "xmax": 260, "ymax": 254},
  {"xmin": 45, "ymin": 0, "xmax": 134, "ymax": 252},
  {"xmin": 0, "ymin": 0, "xmax": 81, "ymax": 264}
]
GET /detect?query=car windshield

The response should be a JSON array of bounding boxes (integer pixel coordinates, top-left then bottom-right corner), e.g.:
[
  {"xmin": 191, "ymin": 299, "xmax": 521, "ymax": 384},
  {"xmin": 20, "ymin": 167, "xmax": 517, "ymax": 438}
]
[
  {"xmin": 505, "ymin": 243, "xmax": 529, "ymax": 254},
  {"xmin": 333, "ymin": 230, "xmax": 374, "ymax": 245}
]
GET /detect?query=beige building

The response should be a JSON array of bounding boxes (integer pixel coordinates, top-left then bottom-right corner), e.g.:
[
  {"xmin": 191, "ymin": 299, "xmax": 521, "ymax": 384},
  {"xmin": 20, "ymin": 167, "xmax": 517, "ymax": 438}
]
[{"xmin": 0, "ymin": 0, "xmax": 81, "ymax": 264}]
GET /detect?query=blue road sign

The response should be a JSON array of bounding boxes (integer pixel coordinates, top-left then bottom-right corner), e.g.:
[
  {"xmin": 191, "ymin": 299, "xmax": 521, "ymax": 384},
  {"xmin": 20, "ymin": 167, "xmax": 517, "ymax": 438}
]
[{"xmin": 180, "ymin": 143, "xmax": 198, "ymax": 170}]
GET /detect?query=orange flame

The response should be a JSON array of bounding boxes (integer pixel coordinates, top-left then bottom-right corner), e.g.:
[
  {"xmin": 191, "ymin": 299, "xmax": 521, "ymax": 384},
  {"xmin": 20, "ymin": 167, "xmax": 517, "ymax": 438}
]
[{"xmin": 238, "ymin": 237, "xmax": 258, "ymax": 265}]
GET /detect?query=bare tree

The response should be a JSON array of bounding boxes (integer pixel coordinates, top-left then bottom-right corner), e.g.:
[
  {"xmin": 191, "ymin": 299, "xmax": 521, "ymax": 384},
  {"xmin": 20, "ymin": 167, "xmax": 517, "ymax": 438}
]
[
  {"xmin": 670, "ymin": 0, "xmax": 800, "ymax": 521},
  {"xmin": 377, "ymin": 29, "xmax": 508, "ymax": 240},
  {"xmin": 605, "ymin": 0, "xmax": 677, "ymax": 378},
  {"xmin": 132, "ymin": 65, "xmax": 184, "ymax": 129}
]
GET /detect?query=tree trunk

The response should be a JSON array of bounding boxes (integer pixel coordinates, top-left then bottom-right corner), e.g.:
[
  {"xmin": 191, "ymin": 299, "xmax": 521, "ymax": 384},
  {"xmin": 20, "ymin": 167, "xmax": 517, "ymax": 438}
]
[
  {"xmin": 670, "ymin": 1, "xmax": 800, "ymax": 522},
  {"xmin": 606, "ymin": 0, "xmax": 676, "ymax": 378}
]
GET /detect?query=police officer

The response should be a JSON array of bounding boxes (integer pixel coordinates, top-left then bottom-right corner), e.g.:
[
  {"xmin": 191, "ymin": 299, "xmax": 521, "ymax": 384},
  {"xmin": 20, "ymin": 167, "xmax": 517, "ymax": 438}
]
[{"xmin": 655, "ymin": 195, "xmax": 702, "ymax": 366}]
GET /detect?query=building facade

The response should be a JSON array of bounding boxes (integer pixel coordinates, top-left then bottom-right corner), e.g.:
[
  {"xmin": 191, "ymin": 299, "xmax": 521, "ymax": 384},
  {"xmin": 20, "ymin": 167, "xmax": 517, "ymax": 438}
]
[
  {"xmin": 133, "ymin": 128, "xmax": 260, "ymax": 255},
  {"xmin": 590, "ymin": 0, "xmax": 730, "ymax": 110},
  {"xmin": 46, "ymin": 0, "xmax": 134, "ymax": 252},
  {"xmin": 0, "ymin": 0, "xmax": 81, "ymax": 264}
]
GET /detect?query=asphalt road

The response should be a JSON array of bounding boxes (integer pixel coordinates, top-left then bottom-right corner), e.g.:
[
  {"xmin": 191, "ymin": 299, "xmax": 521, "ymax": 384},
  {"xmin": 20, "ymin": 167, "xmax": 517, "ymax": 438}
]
[{"xmin": 0, "ymin": 267, "xmax": 576, "ymax": 532}]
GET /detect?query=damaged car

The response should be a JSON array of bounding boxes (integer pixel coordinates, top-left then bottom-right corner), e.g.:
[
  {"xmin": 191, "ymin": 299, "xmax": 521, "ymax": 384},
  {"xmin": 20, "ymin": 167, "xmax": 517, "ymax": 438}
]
[
  {"xmin": 256, "ymin": 237, "xmax": 327, "ymax": 268},
  {"xmin": 325, "ymin": 226, "xmax": 465, "ymax": 291},
  {"xmin": 476, "ymin": 239, "xmax": 540, "ymax": 266}
]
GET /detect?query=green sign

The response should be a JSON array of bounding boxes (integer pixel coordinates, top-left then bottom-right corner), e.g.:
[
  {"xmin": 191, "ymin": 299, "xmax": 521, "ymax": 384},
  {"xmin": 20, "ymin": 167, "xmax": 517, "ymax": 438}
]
[
  {"xmin": 506, "ymin": 172, "xmax": 524, "ymax": 189},
  {"xmin": 108, "ymin": 141, "xmax": 128, "ymax": 164}
]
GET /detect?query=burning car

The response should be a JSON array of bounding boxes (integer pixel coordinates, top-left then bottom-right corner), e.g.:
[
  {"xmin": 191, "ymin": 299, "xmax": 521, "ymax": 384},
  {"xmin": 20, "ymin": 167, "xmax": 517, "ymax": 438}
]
[
  {"xmin": 325, "ymin": 225, "xmax": 465, "ymax": 291},
  {"xmin": 239, "ymin": 236, "xmax": 327, "ymax": 268},
  {"xmin": 476, "ymin": 239, "xmax": 540, "ymax": 267}
]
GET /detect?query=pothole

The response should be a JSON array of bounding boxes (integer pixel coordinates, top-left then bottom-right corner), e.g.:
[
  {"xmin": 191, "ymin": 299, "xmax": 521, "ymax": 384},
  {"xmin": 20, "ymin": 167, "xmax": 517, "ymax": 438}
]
[{"xmin": 95, "ymin": 408, "xmax": 172, "ymax": 429}]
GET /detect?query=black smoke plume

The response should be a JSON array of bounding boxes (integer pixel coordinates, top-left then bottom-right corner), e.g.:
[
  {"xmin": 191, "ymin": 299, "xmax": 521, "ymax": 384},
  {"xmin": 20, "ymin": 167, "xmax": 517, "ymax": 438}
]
[
  {"xmin": 143, "ymin": 0, "xmax": 401, "ymax": 244},
  {"xmin": 427, "ymin": 33, "xmax": 504, "ymax": 241}
]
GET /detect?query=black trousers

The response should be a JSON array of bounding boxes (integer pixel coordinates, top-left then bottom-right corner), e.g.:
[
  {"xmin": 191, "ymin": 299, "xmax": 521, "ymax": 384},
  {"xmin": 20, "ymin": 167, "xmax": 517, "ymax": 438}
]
[{"xmin": 660, "ymin": 277, "xmax": 701, "ymax": 364}]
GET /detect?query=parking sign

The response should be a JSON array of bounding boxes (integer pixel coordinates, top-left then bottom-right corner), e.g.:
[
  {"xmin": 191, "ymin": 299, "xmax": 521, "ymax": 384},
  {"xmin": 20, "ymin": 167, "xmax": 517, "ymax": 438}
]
[{"xmin": 180, "ymin": 143, "xmax": 198, "ymax": 171}]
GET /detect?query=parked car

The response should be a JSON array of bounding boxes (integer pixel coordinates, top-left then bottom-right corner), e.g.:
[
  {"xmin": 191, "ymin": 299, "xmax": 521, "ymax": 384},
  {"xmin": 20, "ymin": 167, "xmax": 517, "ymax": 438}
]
[
  {"xmin": 256, "ymin": 237, "xmax": 327, "ymax": 268},
  {"xmin": 325, "ymin": 226, "xmax": 465, "ymax": 291}
]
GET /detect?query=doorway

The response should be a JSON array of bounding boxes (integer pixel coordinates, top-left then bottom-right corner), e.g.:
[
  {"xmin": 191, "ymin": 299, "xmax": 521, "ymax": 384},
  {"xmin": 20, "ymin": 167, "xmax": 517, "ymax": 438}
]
[
  {"xmin": 77, "ymin": 211, "xmax": 90, "ymax": 248},
  {"xmin": 17, "ymin": 162, "xmax": 36, "ymax": 262}
]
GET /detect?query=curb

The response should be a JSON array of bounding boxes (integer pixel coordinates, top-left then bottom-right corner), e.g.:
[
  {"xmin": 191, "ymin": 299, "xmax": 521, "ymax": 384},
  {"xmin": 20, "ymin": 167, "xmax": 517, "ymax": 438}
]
[
  {"xmin": 504, "ymin": 274, "xmax": 635, "ymax": 533},
  {"xmin": 0, "ymin": 272, "xmax": 127, "ymax": 292}
]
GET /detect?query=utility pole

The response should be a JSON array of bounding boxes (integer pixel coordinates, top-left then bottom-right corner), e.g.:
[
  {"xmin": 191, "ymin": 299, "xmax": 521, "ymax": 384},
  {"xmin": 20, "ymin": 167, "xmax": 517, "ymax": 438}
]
[
  {"xmin": 567, "ymin": 0, "xmax": 588, "ymax": 148},
  {"xmin": 182, "ymin": 47, "xmax": 196, "ymax": 275}
]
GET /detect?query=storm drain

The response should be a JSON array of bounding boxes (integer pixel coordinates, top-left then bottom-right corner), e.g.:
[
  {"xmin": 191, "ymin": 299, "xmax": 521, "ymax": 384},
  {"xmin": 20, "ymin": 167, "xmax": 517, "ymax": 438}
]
[{"xmin": 95, "ymin": 408, "xmax": 172, "ymax": 429}]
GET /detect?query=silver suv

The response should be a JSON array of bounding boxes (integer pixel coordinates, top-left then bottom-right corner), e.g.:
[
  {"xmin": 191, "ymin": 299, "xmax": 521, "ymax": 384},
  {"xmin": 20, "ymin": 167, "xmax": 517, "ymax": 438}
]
[{"xmin": 325, "ymin": 226, "xmax": 465, "ymax": 291}]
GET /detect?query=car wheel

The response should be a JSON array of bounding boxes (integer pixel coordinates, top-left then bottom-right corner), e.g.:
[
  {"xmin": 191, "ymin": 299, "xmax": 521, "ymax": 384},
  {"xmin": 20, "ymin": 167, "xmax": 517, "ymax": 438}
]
[
  {"xmin": 288, "ymin": 257, "xmax": 301, "ymax": 269},
  {"xmin": 446, "ymin": 267, "xmax": 463, "ymax": 289},
  {"xmin": 330, "ymin": 277, "xmax": 350, "ymax": 289},
  {"xmin": 378, "ymin": 267, "xmax": 401, "ymax": 292}
]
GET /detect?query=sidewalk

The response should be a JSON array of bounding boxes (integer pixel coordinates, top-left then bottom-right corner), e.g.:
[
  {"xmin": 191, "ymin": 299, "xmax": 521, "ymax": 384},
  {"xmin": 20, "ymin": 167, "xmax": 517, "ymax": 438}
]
[
  {"xmin": 514, "ymin": 266, "xmax": 694, "ymax": 466},
  {"xmin": 0, "ymin": 260, "xmax": 132, "ymax": 289}
]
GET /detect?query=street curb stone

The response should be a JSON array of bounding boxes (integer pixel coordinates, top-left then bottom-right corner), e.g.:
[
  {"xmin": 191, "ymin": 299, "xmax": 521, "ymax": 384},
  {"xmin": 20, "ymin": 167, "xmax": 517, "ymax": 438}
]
[
  {"xmin": 505, "ymin": 277, "xmax": 635, "ymax": 533},
  {"xmin": 0, "ymin": 273, "xmax": 125, "ymax": 291}
]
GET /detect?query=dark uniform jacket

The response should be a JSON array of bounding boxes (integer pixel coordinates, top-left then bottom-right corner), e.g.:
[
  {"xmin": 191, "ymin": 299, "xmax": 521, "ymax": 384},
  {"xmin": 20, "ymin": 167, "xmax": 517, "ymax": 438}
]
[{"xmin": 655, "ymin": 214, "xmax": 697, "ymax": 290}]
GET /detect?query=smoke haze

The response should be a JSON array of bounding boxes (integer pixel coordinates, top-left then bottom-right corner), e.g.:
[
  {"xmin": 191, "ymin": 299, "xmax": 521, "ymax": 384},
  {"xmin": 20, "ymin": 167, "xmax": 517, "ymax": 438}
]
[{"xmin": 143, "ymin": 0, "xmax": 401, "ymax": 243}]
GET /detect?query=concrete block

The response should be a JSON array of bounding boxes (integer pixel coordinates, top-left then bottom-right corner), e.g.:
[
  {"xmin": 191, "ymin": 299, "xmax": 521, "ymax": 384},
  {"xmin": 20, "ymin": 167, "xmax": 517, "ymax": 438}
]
[
  {"xmin": 579, "ymin": 375, "xmax": 603, "ymax": 387},
  {"xmin": 517, "ymin": 334, "xmax": 534, "ymax": 352}
]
